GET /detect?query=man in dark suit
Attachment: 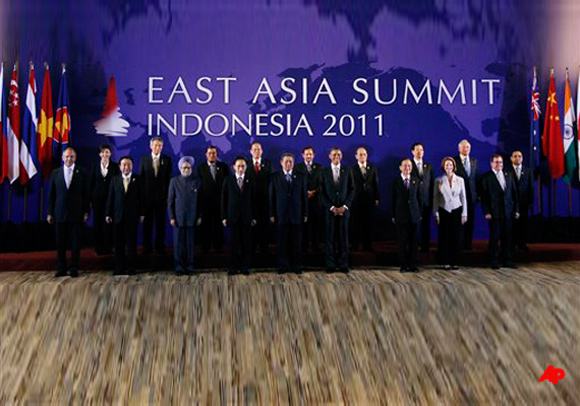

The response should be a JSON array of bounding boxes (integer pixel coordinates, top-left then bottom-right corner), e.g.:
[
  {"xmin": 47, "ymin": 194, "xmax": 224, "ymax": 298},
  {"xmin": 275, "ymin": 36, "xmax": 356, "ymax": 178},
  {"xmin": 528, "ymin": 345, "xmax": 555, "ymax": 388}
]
[
  {"xmin": 138, "ymin": 136, "xmax": 172, "ymax": 255},
  {"xmin": 410, "ymin": 142, "xmax": 434, "ymax": 253},
  {"xmin": 508, "ymin": 150, "xmax": 534, "ymax": 251},
  {"xmin": 481, "ymin": 154, "xmax": 519, "ymax": 269},
  {"xmin": 295, "ymin": 146, "xmax": 324, "ymax": 252},
  {"xmin": 245, "ymin": 141, "xmax": 272, "ymax": 255},
  {"xmin": 47, "ymin": 148, "xmax": 90, "ymax": 277},
  {"xmin": 270, "ymin": 153, "xmax": 308, "ymax": 273},
  {"xmin": 391, "ymin": 158, "xmax": 421, "ymax": 273},
  {"xmin": 196, "ymin": 146, "xmax": 229, "ymax": 253},
  {"xmin": 350, "ymin": 146, "xmax": 380, "ymax": 252},
  {"xmin": 168, "ymin": 156, "xmax": 200, "ymax": 275},
  {"xmin": 88, "ymin": 144, "xmax": 119, "ymax": 255},
  {"xmin": 222, "ymin": 157, "xmax": 257, "ymax": 275},
  {"xmin": 106, "ymin": 156, "xmax": 145, "ymax": 275},
  {"xmin": 454, "ymin": 139, "xmax": 479, "ymax": 250},
  {"xmin": 320, "ymin": 147, "xmax": 355, "ymax": 273}
]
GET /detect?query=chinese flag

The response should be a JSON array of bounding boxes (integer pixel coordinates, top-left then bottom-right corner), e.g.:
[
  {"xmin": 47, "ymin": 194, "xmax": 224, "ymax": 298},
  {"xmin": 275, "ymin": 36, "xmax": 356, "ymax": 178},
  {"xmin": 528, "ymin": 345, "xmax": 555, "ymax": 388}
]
[{"xmin": 542, "ymin": 70, "xmax": 565, "ymax": 179}]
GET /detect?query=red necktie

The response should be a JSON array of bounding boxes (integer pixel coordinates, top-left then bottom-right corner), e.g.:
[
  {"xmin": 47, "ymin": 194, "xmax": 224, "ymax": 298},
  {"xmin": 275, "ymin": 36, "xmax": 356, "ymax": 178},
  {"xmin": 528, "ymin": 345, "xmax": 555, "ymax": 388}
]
[{"xmin": 254, "ymin": 161, "xmax": 260, "ymax": 174}]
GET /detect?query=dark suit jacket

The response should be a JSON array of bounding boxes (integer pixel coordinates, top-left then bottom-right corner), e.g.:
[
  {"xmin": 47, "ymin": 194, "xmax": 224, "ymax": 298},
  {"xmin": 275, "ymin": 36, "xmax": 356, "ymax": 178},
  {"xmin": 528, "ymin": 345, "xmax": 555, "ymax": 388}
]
[
  {"xmin": 295, "ymin": 162, "xmax": 323, "ymax": 192},
  {"xmin": 245, "ymin": 158, "xmax": 272, "ymax": 204},
  {"xmin": 481, "ymin": 170, "xmax": 519, "ymax": 219},
  {"xmin": 138, "ymin": 154, "xmax": 172, "ymax": 205},
  {"xmin": 454, "ymin": 155, "xmax": 478, "ymax": 204},
  {"xmin": 391, "ymin": 176, "xmax": 421, "ymax": 224},
  {"xmin": 89, "ymin": 161, "xmax": 120, "ymax": 212},
  {"xmin": 506, "ymin": 165, "xmax": 534, "ymax": 210},
  {"xmin": 221, "ymin": 175, "xmax": 255, "ymax": 225},
  {"xmin": 269, "ymin": 171, "xmax": 308, "ymax": 225},
  {"xmin": 319, "ymin": 165, "xmax": 355, "ymax": 211},
  {"xmin": 196, "ymin": 161, "xmax": 229, "ymax": 218},
  {"xmin": 351, "ymin": 163, "xmax": 380, "ymax": 207},
  {"xmin": 48, "ymin": 166, "xmax": 89, "ymax": 223},
  {"xmin": 411, "ymin": 161, "xmax": 434, "ymax": 208},
  {"xmin": 168, "ymin": 175, "xmax": 200, "ymax": 227},
  {"xmin": 107, "ymin": 174, "xmax": 144, "ymax": 224}
]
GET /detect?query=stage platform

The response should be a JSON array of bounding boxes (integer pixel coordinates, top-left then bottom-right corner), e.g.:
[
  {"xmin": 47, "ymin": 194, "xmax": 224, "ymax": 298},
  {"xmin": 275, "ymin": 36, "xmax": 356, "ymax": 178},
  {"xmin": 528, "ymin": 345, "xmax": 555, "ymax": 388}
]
[{"xmin": 1, "ymin": 241, "xmax": 579, "ymax": 272}]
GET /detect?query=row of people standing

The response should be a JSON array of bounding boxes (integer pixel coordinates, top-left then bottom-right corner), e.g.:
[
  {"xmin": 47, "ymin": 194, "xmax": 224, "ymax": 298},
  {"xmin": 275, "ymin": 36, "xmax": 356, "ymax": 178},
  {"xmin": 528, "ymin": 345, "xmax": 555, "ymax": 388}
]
[{"xmin": 46, "ymin": 137, "xmax": 534, "ymax": 277}]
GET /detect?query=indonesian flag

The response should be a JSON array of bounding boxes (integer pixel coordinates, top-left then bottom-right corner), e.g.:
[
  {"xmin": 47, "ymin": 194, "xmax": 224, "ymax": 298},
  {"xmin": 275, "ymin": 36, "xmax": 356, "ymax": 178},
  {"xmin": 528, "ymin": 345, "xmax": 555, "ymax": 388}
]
[
  {"xmin": 562, "ymin": 69, "xmax": 577, "ymax": 183},
  {"xmin": 94, "ymin": 76, "xmax": 129, "ymax": 137},
  {"xmin": 542, "ymin": 69, "xmax": 565, "ymax": 179},
  {"xmin": 0, "ymin": 63, "xmax": 8, "ymax": 182},
  {"xmin": 6, "ymin": 65, "xmax": 20, "ymax": 184},
  {"xmin": 20, "ymin": 64, "xmax": 39, "ymax": 185},
  {"xmin": 37, "ymin": 65, "xmax": 54, "ymax": 180}
]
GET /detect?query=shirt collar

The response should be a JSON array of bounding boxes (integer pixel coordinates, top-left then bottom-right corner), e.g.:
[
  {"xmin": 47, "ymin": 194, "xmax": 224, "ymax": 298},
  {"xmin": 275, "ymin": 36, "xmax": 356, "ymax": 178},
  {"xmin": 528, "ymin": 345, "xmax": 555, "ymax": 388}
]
[
  {"xmin": 123, "ymin": 173, "xmax": 132, "ymax": 180},
  {"xmin": 100, "ymin": 161, "xmax": 109, "ymax": 169},
  {"xmin": 284, "ymin": 170, "xmax": 293, "ymax": 176},
  {"xmin": 414, "ymin": 159, "xmax": 422, "ymax": 166},
  {"xmin": 358, "ymin": 162, "xmax": 367, "ymax": 168},
  {"xmin": 152, "ymin": 153, "xmax": 160, "ymax": 160},
  {"xmin": 401, "ymin": 173, "xmax": 410, "ymax": 181},
  {"xmin": 331, "ymin": 163, "xmax": 341, "ymax": 171},
  {"xmin": 253, "ymin": 157, "xmax": 261, "ymax": 165},
  {"xmin": 65, "ymin": 164, "xmax": 75, "ymax": 172},
  {"xmin": 236, "ymin": 173, "xmax": 245, "ymax": 180}
]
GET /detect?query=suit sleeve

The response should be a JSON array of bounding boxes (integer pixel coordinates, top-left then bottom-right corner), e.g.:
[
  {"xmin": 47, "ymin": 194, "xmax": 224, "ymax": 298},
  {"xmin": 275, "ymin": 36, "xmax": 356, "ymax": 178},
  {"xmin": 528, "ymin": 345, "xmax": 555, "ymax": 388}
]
[
  {"xmin": 373, "ymin": 168, "xmax": 380, "ymax": 202},
  {"xmin": 302, "ymin": 175, "xmax": 308, "ymax": 219},
  {"xmin": 47, "ymin": 172, "xmax": 56, "ymax": 217},
  {"xmin": 319, "ymin": 172, "xmax": 332, "ymax": 211},
  {"xmin": 345, "ymin": 170, "xmax": 356, "ymax": 208},
  {"xmin": 269, "ymin": 177, "xmax": 276, "ymax": 219},
  {"xmin": 82, "ymin": 170, "xmax": 90, "ymax": 216},
  {"xmin": 221, "ymin": 179, "xmax": 228, "ymax": 221},
  {"xmin": 106, "ymin": 179, "xmax": 115, "ymax": 218},
  {"xmin": 527, "ymin": 173, "xmax": 534, "ymax": 209},
  {"xmin": 167, "ymin": 179, "xmax": 176, "ymax": 220},
  {"xmin": 432, "ymin": 178, "xmax": 441, "ymax": 217},
  {"xmin": 391, "ymin": 181, "xmax": 397, "ymax": 220},
  {"xmin": 427, "ymin": 166, "xmax": 435, "ymax": 207},
  {"xmin": 512, "ymin": 177, "xmax": 519, "ymax": 214},
  {"xmin": 88, "ymin": 165, "xmax": 96, "ymax": 208},
  {"xmin": 481, "ymin": 176, "xmax": 491, "ymax": 215}
]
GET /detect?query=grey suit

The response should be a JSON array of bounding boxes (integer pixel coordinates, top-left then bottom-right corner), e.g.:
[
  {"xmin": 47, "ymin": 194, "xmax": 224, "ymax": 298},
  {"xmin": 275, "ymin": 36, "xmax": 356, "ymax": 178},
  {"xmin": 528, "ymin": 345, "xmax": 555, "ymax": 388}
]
[{"xmin": 168, "ymin": 175, "xmax": 200, "ymax": 272}]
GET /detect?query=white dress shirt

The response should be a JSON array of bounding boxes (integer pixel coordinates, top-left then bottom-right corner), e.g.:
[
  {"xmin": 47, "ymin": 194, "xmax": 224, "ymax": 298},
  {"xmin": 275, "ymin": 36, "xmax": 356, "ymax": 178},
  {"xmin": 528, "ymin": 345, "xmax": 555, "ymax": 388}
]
[
  {"xmin": 64, "ymin": 164, "xmax": 75, "ymax": 189},
  {"xmin": 433, "ymin": 174, "xmax": 468, "ymax": 218}
]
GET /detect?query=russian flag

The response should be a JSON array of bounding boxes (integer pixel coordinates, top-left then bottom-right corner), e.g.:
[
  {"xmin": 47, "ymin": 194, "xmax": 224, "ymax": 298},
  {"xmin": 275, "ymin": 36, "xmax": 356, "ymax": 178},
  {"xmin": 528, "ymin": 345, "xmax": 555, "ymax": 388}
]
[
  {"xmin": 54, "ymin": 65, "xmax": 70, "ymax": 157},
  {"xmin": 20, "ymin": 63, "xmax": 39, "ymax": 185},
  {"xmin": 6, "ymin": 64, "xmax": 20, "ymax": 184}
]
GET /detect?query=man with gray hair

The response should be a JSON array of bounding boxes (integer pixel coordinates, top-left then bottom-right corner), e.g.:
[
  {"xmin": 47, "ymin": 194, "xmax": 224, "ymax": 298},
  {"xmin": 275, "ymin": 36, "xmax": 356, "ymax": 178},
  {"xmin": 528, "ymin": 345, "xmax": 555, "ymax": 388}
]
[
  {"xmin": 139, "ymin": 136, "xmax": 172, "ymax": 255},
  {"xmin": 168, "ymin": 156, "xmax": 200, "ymax": 275},
  {"xmin": 453, "ymin": 139, "xmax": 479, "ymax": 250},
  {"xmin": 47, "ymin": 148, "xmax": 90, "ymax": 277}
]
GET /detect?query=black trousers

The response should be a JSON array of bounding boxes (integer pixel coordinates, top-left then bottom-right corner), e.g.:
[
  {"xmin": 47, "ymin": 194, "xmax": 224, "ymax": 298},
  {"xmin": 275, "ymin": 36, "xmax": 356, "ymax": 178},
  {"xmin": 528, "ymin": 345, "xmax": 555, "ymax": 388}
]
[
  {"xmin": 462, "ymin": 199, "xmax": 476, "ymax": 249},
  {"xmin": 418, "ymin": 205, "xmax": 432, "ymax": 251},
  {"xmin": 277, "ymin": 224, "xmax": 302, "ymax": 270},
  {"xmin": 350, "ymin": 200, "xmax": 374, "ymax": 250},
  {"xmin": 252, "ymin": 199, "xmax": 271, "ymax": 253},
  {"xmin": 397, "ymin": 222, "xmax": 418, "ymax": 268},
  {"xmin": 173, "ymin": 226, "xmax": 195, "ymax": 271},
  {"xmin": 302, "ymin": 198, "xmax": 324, "ymax": 251},
  {"xmin": 513, "ymin": 209, "xmax": 529, "ymax": 249},
  {"xmin": 200, "ymin": 207, "xmax": 224, "ymax": 252},
  {"xmin": 325, "ymin": 211, "xmax": 350, "ymax": 269},
  {"xmin": 231, "ymin": 223, "xmax": 252, "ymax": 269},
  {"xmin": 93, "ymin": 206, "xmax": 113, "ymax": 254},
  {"xmin": 55, "ymin": 221, "xmax": 82, "ymax": 273},
  {"xmin": 488, "ymin": 217, "xmax": 513, "ymax": 266},
  {"xmin": 115, "ymin": 221, "xmax": 139, "ymax": 273},
  {"xmin": 437, "ymin": 207, "xmax": 462, "ymax": 266},
  {"xmin": 143, "ymin": 200, "xmax": 167, "ymax": 251}
]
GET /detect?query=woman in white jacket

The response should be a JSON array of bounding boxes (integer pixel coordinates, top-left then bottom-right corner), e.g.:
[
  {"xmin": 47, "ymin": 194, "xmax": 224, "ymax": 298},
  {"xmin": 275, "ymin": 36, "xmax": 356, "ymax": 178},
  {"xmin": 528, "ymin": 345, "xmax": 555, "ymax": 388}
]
[{"xmin": 433, "ymin": 157, "xmax": 468, "ymax": 270}]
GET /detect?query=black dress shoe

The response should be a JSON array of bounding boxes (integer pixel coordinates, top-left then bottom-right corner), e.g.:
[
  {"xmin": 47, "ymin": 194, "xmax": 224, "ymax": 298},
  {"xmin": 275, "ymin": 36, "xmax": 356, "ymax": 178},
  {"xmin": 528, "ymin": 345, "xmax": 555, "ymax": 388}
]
[
  {"xmin": 55, "ymin": 270, "xmax": 67, "ymax": 277},
  {"xmin": 127, "ymin": 269, "xmax": 136, "ymax": 276},
  {"xmin": 277, "ymin": 267, "xmax": 289, "ymax": 274},
  {"xmin": 175, "ymin": 269, "xmax": 184, "ymax": 276},
  {"xmin": 292, "ymin": 267, "xmax": 303, "ymax": 274},
  {"xmin": 326, "ymin": 267, "xmax": 338, "ymax": 273},
  {"xmin": 409, "ymin": 266, "xmax": 419, "ymax": 273},
  {"xmin": 399, "ymin": 267, "xmax": 408, "ymax": 273},
  {"xmin": 339, "ymin": 267, "xmax": 350, "ymax": 273},
  {"xmin": 450, "ymin": 265, "xmax": 459, "ymax": 271},
  {"xmin": 241, "ymin": 267, "xmax": 250, "ymax": 275},
  {"xmin": 69, "ymin": 270, "xmax": 79, "ymax": 278},
  {"xmin": 491, "ymin": 264, "xmax": 500, "ymax": 270},
  {"xmin": 504, "ymin": 263, "xmax": 518, "ymax": 269},
  {"xmin": 227, "ymin": 268, "xmax": 238, "ymax": 275}
]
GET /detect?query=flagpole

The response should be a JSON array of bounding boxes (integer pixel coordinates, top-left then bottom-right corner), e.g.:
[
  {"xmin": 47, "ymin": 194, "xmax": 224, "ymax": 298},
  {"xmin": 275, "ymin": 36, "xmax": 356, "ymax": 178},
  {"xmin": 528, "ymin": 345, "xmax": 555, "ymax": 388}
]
[
  {"xmin": 23, "ymin": 184, "xmax": 27, "ymax": 222},
  {"xmin": 7, "ymin": 184, "xmax": 12, "ymax": 221}
]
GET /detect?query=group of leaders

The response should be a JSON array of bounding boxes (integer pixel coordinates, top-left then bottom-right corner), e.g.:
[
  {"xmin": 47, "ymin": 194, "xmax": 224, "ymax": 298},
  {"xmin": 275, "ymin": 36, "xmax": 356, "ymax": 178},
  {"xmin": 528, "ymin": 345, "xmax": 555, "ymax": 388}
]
[{"xmin": 46, "ymin": 137, "xmax": 533, "ymax": 277}]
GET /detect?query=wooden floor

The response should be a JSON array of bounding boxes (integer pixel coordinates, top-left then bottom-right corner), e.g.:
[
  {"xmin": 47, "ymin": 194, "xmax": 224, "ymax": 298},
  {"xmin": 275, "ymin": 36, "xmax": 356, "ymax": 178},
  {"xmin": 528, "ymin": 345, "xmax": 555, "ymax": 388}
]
[{"xmin": 0, "ymin": 263, "xmax": 578, "ymax": 405}]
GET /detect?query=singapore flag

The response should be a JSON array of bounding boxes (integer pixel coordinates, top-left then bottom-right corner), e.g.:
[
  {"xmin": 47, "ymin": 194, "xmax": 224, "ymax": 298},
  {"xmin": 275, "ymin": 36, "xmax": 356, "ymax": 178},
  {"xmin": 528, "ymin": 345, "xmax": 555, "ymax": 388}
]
[{"xmin": 94, "ymin": 76, "xmax": 130, "ymax": 136}]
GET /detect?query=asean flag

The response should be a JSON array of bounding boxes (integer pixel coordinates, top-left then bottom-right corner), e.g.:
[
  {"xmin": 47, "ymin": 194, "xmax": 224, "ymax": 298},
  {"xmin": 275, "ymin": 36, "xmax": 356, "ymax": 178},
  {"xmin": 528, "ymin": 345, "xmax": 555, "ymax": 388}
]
[{"xmin": 54, "ymin": 65, "xmax": 70, "ymax": 157}]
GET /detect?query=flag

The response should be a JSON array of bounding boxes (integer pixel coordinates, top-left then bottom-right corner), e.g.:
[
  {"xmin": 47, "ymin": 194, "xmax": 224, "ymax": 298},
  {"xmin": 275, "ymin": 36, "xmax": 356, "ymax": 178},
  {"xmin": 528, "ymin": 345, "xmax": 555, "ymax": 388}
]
[
  {"xmin": 577, "ymin": 68, "xmax": 580, "ymax": 182},
  {"xmin": 94, "ymin": 76, "xmax": 130, "ymax": 137},
  {"xmin": 54, "ymin": 65, "xmax": 70, "ymax": 157},
  {"xmin": 20, "ymin": 64, "xmax": 39, "ymax": 185},
  {"xmin": 6, "ymin": 64, "xmax": 20, "ymax": 184},
  {"xmin": 37, "ymin": 65, "xmax": 54, "ymax": 179},
  {"xmin": 0, "ymin": 63, "xmax": 8, "ymax": 183},
  {"xmin": 562, "ymin": 69, "xmax": 577, "ymax": 183},
  {"xmin": 542, "ymin": 69, "xmax": 565, "ymax": 179},
  {"xmin": 530, "ymin": 67, "xmax": 541, "ymax": 171}
]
